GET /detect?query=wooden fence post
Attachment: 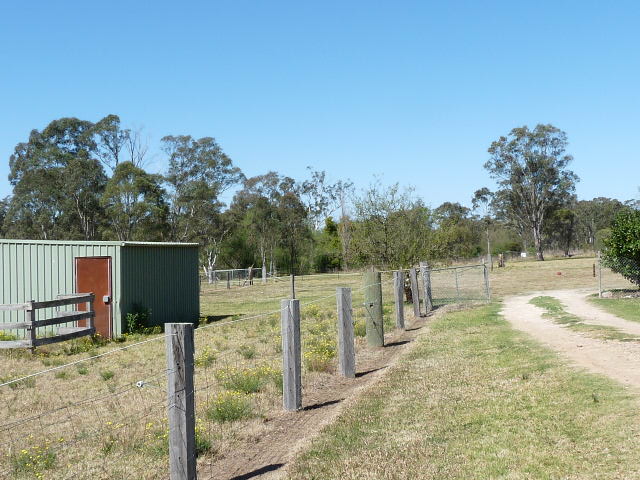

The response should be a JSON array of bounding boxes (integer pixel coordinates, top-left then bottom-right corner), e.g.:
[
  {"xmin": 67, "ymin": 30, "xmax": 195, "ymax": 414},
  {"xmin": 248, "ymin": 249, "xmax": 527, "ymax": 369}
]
[
  {"xmin": 27, "ymin": 300, "xmax": 36, "ymax": 353},
  {"xmin": 165, "ymin": 323, "xmax": 197, "ymax": 480},
  {"xmin": 420, "ymin": 261, "xmax": 433, "ymax": 314},
  {"xmin": 364, "ymin": 271, "xmax": 384, "ymax": 347},
  {"xmin": 409, "ymin": 267, "xmax": 421, "ymax": 318},
  {"xmin": 281, "ymin": 299, "xmax": 302, "ymax": 411},
  {"xmin": 336, "ymin": 288, "xmax": 355, "ymax": 378},
  {"xmin": 393, "ymin": 271, "xmax": 405, "ymax": 330},
  {"xmin": 86, "ymin": 294, "xmax": 95, "ymax": 333},
  {"xmin": 598, "ymin": 251, "xmax": 603, "ymax": 298}
]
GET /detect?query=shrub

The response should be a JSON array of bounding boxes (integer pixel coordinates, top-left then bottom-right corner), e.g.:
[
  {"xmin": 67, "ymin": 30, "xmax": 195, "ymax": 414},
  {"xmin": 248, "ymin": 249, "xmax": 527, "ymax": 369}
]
[
  {"xmin": 214, "ymin": 365, "xmax": 276, "ymax": 394},
  {"xmin": 353, "ymin": 320, "xmax": 366, "ymax": 337},
  {"xmin": 125, "ymin": 305, "xmax": 158, "ymax": 334},
  {"xmin": 237, "ymin": 344, "xmax": 256, "ymax": 360},
  {"xmin": 303, "ymin": 334, "xmax": 336, "ymax": 372},
  {"xmin": 206, "ymin": 391, "xmax": 253, "ymax": 423},
  {"xmin": 100, "ymin": 370, "xmax": 115, "ymax": 381},
  {"xmin": 11, "ymin": 441, "xmax": 57, "ymax": 476},
  {"xmin": 602, "ymin": 209, "xmax": 640, "ymax": 287},
  {"xmin": 195, "ymin": 346, "xmax": 217, "ymax": 368}
]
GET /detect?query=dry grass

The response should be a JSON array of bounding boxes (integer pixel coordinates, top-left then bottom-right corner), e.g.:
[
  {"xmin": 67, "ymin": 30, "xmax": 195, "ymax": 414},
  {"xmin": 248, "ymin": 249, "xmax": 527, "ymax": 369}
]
[
  {"xmin": 288, "ymin": 304, "xmax": 640, "ymax": 479},
  {"xmin": 0, "ymin": 271, "xmax": 403, "ymax": 479},
  {"xmin": 490, "ymin": 255, "xmax": 635, "ymax": 297},
  {"xmin": 0, "ymin": 257, "xmax": 634, "ymax": 478}
]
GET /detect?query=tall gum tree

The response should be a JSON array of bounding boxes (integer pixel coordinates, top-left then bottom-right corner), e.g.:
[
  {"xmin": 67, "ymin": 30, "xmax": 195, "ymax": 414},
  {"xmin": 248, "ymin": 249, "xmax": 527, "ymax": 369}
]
[{"xmin": 484, "ymin": 124, "xmax": 578, "ymax": 261}]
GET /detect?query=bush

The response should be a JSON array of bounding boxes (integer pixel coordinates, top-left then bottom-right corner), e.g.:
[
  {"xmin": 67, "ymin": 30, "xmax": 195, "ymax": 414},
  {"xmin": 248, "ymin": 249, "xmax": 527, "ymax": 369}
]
[
  {"xmin": 125, "ymin": 305, "xmax": 160, "ymax": 335},
  {"xmin": 11, "ymin": 441, "xmax": 57, "ymax": 476},
  {"xmin": 206, "ymin": 391, "xmax": 253, "ymax": 423},
  {"xmin": 214, "ymin": 365, "xmax": 277, "ymax": 394},
  {"xmin": 195, "ymin": 346, "xmax": 217, "ymax": 367},
  {"xmin": 602, "ymin": 210, "xmax": 640, "ymax": 287},
  {"xmin": 353, "ymin": 320, "xmax": 366, "ymax": 337},
  {"xmin": 303, "ymin": 334, "xmax": 336, "ymax": 372}
]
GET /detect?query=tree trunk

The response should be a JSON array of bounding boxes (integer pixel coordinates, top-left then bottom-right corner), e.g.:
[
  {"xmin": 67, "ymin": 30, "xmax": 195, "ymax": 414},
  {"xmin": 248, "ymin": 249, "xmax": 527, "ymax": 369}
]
[
  {"xmin": 486, "ymin": 226, "xmax": 492, "ymax": 270},
  {"xmin": 533, "ymin": 224, "xmax": 545, "ymax": 261}
]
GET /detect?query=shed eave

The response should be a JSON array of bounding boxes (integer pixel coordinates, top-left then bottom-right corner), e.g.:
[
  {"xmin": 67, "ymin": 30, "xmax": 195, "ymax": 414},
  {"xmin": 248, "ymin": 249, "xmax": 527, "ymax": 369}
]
[{"xmin": 0, "ymin": 239, "xmax": 199, "ymax": 248}]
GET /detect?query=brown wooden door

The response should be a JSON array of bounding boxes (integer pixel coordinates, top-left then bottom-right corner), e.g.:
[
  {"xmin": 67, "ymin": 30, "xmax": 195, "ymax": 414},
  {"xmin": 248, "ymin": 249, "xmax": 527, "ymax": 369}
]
[{"xmin": 75, "ymin": 257, "xmax": 112, "ymax": 338}]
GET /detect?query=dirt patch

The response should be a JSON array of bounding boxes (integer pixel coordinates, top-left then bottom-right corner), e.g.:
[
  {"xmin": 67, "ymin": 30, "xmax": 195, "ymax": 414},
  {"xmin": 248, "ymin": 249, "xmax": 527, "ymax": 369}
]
[
  {"xmin": 601, "ymin": 289, "xmax": 640, "ymax": 299},
  {"xmin": 502, "ymin": 290, "xmax": 640, "ymax": 388},
  {"xmin": 547, "ymin": 289, "xmax": 640, "ymax": 335},
  {"xmin": 200, "ymin": 312, "xmax": 432, "ymax": 479}
]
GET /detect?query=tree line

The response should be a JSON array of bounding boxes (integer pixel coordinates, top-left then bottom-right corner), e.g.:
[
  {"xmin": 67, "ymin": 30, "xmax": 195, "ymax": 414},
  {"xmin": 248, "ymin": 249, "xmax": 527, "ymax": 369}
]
[{"xmin": 1, "ymin": 117, "xmax": 637, "ymax": 277}]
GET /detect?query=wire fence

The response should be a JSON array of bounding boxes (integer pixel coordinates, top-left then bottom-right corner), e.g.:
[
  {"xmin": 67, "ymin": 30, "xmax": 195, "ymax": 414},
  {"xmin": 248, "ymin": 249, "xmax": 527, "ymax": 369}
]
[
  {"xmin": 598, "ymin": 253, "xmax": 640, "ymax": 296},
  {"xmin": 0, "ymin": 262, "xmax": 486, "ymax": 479}
]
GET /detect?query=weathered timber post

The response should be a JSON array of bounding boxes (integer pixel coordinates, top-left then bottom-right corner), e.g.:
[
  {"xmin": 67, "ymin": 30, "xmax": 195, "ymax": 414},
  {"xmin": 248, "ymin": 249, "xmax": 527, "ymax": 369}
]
[
  {"xmin": 87, "ymin": 294, "xmax": 95, "ymax": 333},
  {"xmin": 281, "ymin": 299, "xmax": 302, "ymax": 410},
  {"xmin": 226, "ymin": 271, "xmax": 230, "ymax": 289},
  {"xmin": 408, "ymin": 267, "xmax": 421, "ymax": 317},
  {"xmin": 27, "ymin": 300, "xmax": 36, "ymax": 353},
  {"xmin": 393, "ymin": 271, "xmax": 405, "ymax": 330},
  {"xmin": 166, "ymin": 323, "xmax": 197, "ymax": 480},
  {"xmin": 364, "ymin": 271, "xmax": 384, "ymax": 347},
  {"xmin": 291, "ymin": 274, "xmax": 296, "ymax": 299},
  {"xmin": 419, "ymin": 261, "xmax": 433, "ymax": 314},
  {"xmin": 483, "ymin": 262, "xmax": 491, "ymax": 301},
  {"xmin": 336, "ymin": 287, "xmax": 355, "ymax": 377},
  {"xmin": 598, "ymin": 251, "xmax": 603, "ymax": 298}
]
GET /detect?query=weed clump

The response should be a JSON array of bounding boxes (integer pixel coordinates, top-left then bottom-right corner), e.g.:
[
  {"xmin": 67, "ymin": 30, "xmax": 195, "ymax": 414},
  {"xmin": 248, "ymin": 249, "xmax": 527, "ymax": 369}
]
[
  {"xmin": 214, "ymin": 365, "xmax": 278, "ymax": 394},
  {"xmin": 304, "ymin": 334, "xmax": 336, "ymax": 372},
  {"xmin": 206, "ymin": 391, "xmax": 253, "ymax": 423}
]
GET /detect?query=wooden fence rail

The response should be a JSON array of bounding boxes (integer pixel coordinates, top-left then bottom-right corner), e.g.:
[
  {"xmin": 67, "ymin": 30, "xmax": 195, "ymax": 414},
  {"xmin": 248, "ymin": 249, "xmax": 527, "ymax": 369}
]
[{"xmin": 0, "ymin": 293, "xmax": 95, "ymax": 350}]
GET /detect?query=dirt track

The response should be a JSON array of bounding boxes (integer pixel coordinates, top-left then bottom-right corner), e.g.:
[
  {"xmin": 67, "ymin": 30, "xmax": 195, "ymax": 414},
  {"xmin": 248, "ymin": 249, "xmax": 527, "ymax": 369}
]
[
  {"xmin": 201, "ymin": 313, "xmax": 429, "ymax": 479},
  {"xmin": 502, "ymin": 289, "xmax": 640, "ymax": 388}
]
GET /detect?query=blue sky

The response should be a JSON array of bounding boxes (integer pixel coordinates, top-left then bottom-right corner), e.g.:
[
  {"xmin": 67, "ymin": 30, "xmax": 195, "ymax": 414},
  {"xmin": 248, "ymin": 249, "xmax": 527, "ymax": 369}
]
[{"xmin": 1, "ymin": 1, "xmax": 639, "ymax": 209}]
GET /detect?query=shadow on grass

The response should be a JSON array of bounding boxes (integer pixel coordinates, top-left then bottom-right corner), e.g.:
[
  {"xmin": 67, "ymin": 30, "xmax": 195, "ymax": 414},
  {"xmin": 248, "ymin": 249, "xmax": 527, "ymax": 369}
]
[
  {"xmin": 385, "ymin": 340, "xmax": 410, "ymax": 348},
  {"xmin": 229, "ymin": 463, "xmax": 285, "ymax": 480},
  {"xmin": 303, "ymin": 398, "xmax": 342, "ymax": 411},
  {"xmin": 356, "ymin": 366, "xmax": 386, "ymax": 378},
  {"xmin": 198, "ymin": 314, "xmax": 234, "ymax": 326}
]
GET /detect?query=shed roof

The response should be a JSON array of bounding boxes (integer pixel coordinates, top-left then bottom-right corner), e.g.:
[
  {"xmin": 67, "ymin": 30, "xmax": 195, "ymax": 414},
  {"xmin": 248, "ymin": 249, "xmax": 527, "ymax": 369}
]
[{"xmin": 0, "ymin": 239, "xmax": 199, "ymax": 248}]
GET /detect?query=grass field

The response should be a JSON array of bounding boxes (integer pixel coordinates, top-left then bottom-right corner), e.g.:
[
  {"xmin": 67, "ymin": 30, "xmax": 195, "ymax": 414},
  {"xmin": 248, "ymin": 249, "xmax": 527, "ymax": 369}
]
[
  {"xmin": 288, "ymin": 304, "xmax": 640, "ymax": 479},
  {"xmin": 0, "ymin": 255, "xmax": 636, "ymax": 478},
  {"xmin": 589, "ymin": 296, "xmax": 640, "ymax": 323}
]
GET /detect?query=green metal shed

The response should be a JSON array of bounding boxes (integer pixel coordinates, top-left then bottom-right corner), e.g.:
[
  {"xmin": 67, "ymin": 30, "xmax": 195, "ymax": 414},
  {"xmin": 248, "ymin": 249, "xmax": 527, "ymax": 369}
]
[{"xmin": 0, "ymin": 239, "xmax": 200, "ymax": 338}]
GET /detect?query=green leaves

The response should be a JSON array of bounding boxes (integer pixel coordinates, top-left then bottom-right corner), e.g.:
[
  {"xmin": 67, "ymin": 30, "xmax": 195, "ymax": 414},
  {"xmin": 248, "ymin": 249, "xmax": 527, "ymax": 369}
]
[{"xmin": 602, "ymin": 209, "xmax": 640, "ymax": 287}]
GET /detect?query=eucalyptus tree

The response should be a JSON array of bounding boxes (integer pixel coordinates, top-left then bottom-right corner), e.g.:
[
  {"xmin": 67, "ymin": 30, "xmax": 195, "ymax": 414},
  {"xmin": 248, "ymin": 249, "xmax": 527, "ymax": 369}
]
[
  {"xmin": 162, "ymin": 135, "xmax": 243, "ymax": 280},
  {"xmin": 6, "ymin": 117, "xmax": 106, "ymax": 239},
  {"xmin": 484, "ymin": 124, "xmax": 578, "ymax": 260},
  {"xmin": 0, "ymin": 197, "xmax": 8, "ymax": 236},
  {"xmin": 351, "ymin": 182, "xmax": 432, "ymax": 268},
  {"xmin": 101, "ymin": 162, "xmax": 168, "ymax": 241},
  {"xmin": 472, "ymin": 188, "xmax": 495, "ymax": 266},
  {"xmin": 229, "ymin": 172, "xmax": 310, "ymax": 276},
  {"xmin": 575, "ymin": 197, "xmax": 626, "ymax": 249}
]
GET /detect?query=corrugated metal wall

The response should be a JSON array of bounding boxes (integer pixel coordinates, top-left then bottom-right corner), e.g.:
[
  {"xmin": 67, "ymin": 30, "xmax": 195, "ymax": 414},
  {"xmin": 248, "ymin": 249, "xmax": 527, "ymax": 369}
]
[
  {"xmin": 120, "ymin": 245, "xmax": 200, "ymax": 328},
  {"xmin": 0, "ymin": 240, "xmax": 122, "ymax": 338}
]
